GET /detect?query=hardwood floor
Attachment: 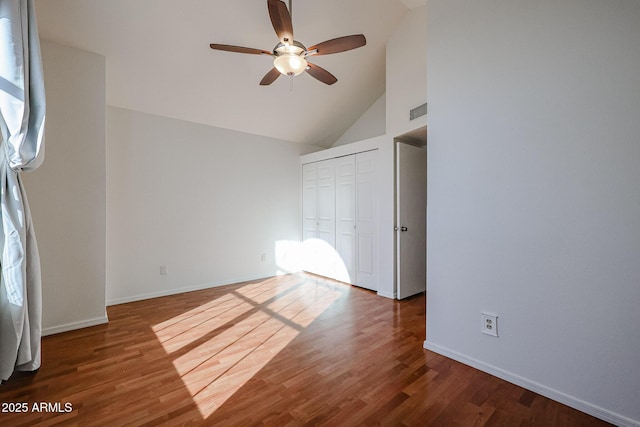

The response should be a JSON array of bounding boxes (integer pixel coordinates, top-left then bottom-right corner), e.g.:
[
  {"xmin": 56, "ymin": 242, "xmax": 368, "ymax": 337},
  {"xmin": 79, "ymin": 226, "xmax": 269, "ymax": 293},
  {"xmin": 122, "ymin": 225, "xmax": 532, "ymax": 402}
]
[{"xmin": 0, "ymin": 273, "xmax": 610, "ymax": 426}]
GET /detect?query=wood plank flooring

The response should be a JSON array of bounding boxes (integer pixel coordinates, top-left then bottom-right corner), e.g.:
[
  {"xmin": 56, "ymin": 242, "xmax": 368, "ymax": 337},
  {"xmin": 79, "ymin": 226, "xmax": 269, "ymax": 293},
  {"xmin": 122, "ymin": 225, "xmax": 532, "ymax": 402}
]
[{"xmin": 0, "ymin": 273, "xmax": 611, "ymax": 426}]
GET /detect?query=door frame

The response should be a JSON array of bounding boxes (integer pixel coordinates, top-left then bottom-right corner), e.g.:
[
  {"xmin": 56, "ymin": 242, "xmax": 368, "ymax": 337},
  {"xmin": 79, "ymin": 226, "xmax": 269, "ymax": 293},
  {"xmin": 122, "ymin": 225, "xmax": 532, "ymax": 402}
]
[{"xmin": 393, "ymin": 126, "xmax": 427, "ymax": 299}]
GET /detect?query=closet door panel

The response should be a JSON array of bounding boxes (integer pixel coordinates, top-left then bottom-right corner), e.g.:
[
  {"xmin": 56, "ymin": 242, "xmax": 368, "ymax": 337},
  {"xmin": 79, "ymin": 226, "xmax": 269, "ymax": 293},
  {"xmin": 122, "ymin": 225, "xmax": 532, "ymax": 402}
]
[
  {"xmin": 302, "ymin": 163, "xmax": 318, "ymax": 241},
  {"xmin": 358, "ymin": 234, "xmax": 375, "ymax": 275},
  {"xmin": 302, "ymin": 163, "xmax": 319, "ymax": 274},
  {"xmin": 335, "ymin": 155, "xmax": 356, "ymax": 284},
  {"xmin": 316, "ymin": 159, "xmax": 336, "ymax": 247},
  {"xmin": 355, "ymin": 151, "xmax": 377, "ymax": 291},
  {"xmin": 314, "ymin": 159, "xmax": 336, "ymax": 278}
]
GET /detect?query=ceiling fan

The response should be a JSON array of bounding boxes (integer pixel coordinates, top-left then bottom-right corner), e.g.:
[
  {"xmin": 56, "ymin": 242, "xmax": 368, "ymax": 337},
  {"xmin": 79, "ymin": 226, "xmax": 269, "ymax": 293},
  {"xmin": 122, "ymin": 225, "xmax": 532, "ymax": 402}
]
[{"xmin": 209, "ymin": 0, "xmax": 366, "ymax": 86}]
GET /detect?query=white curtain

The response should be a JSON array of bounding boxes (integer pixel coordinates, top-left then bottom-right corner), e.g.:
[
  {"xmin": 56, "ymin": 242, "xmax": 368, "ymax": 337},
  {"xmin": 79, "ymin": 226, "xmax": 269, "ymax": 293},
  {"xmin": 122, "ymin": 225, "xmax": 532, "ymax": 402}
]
[{"xmin": 0, "ymin": 0, "xmax": 46, "ymax": 382}]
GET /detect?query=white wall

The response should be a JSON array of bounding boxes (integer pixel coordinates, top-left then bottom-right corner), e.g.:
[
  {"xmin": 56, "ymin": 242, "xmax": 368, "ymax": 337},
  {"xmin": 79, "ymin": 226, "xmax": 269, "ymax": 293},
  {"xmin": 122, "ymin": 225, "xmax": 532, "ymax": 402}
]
[
  {"xmin": 333, "ymin": 93, "xmax": 386, "ymax": 147},
  {"xmin": 332, "ymin": 6, "xmax": 427, "ymax": 150},
  {"xmin": 426, "ymin": 1, "xmax": 640, "ymax": 426},
  {"xmin": 23, "ymin": 41, "xmax": 108, "ymax": 334},
  {"xmin": 386, "ymin": 6, "xmax": 427, "ymax": 138},
  {"xmin": 106, "ymin": 107, "xmax": 318, "ymax": 305}
]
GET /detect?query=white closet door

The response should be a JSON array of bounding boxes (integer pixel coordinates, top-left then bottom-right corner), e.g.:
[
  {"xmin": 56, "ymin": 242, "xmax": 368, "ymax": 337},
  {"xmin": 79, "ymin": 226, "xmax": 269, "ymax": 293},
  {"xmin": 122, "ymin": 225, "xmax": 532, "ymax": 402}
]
[
  {"xmin": 335, "ymin": 155, "xmax": 356, "ymax": 284},
  {"xmin": 302, "ymin": 162, "xmax": 318, "ymax": 274},
  {"xmin": 356, "ymin": 151, "xmax": 377, "ymax": 291},
  {"xmin": 313, "ymin": 159, "xmax": 336, "ymax": 278},
  {"xmin": 302, "ymin": 163, "xmax": 318, "ymax": 241},
  {"xmin": 316, "ymin": 159, "xmax": 336, "ymax": 247}
]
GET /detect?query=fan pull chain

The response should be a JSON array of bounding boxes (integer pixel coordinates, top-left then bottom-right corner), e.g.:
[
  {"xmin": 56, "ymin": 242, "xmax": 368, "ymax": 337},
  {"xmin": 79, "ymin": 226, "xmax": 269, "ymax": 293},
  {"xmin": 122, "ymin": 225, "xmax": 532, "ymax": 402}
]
[{"xmin": 290, "ymin": 74, "xmax": 294, "ymax": 91}]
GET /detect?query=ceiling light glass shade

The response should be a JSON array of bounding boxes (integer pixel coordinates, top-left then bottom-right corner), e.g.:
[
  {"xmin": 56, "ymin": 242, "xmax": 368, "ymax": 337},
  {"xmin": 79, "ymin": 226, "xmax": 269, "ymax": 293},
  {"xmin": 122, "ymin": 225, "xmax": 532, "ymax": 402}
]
[{"xmin": 274, "ymin": 54, "xmax": 308, "ymax": 76}]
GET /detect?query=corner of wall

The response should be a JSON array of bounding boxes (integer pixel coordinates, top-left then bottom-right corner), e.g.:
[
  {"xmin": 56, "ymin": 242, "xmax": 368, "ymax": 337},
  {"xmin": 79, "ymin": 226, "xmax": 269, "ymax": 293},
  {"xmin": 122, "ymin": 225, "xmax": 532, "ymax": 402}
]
[{"xmin": 24, "ymin": 39, "xmax": 107, "ymax": 334}]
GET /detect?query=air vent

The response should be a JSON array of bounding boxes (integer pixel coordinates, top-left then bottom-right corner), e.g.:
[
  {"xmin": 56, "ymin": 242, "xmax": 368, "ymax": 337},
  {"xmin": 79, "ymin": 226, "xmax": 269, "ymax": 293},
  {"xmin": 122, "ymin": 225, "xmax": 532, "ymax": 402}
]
[{"xmin": 410, "ymin": 103, "xmax": 427, "ymax": 121}]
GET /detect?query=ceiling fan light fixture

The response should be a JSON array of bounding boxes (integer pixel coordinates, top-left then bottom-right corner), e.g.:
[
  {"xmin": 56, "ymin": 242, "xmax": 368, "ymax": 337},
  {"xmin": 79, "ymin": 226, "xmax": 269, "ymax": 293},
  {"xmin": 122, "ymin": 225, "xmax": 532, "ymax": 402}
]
[
  {"xmin": 274, "ymin": 54, "xmax": 308, "ymax": 76},
  {"xmin": 209, "ymin": 1, "xmax": 367, "ymax": 86}
]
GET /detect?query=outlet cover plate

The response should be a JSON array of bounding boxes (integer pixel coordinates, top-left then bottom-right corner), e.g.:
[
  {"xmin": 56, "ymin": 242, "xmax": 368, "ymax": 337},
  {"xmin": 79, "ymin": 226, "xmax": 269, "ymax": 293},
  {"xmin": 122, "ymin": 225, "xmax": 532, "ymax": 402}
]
[{"xmin": 482, "ymin": 313, "xmax": 498, "ymax": 337}]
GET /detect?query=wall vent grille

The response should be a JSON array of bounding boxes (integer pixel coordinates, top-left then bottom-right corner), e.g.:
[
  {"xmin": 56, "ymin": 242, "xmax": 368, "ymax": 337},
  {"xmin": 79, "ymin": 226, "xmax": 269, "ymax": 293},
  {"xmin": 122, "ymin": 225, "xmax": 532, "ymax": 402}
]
[{"xmin": 410, "ymin": 103, "xmax": 427, "ymax": 121}]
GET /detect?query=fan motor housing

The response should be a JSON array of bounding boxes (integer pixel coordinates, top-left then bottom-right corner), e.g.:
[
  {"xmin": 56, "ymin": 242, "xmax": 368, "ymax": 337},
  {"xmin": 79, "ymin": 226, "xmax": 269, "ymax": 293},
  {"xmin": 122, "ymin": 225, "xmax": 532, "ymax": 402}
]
[{"xmin": 273, "ymin": 40, "xmax": 307, "ymax": 57}]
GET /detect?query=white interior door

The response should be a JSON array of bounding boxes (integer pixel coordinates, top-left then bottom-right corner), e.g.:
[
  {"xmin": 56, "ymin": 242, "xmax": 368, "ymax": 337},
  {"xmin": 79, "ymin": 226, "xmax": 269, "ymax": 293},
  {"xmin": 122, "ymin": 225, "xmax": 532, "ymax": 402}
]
[
  {"xmin": 396, "ymin": 142, "xmax": 426, "ymax": 299},
  {"xmin": 335, "ymin": 155, "xmax": 356, "ymax": 284}
]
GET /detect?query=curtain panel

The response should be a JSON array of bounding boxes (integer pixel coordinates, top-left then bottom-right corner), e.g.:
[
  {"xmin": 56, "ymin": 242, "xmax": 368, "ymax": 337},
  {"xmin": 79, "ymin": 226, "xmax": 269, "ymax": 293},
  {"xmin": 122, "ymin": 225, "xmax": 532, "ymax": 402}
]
[{"xmin": 0, "ymin": 0, "xmax": 46, "ymax": 382}]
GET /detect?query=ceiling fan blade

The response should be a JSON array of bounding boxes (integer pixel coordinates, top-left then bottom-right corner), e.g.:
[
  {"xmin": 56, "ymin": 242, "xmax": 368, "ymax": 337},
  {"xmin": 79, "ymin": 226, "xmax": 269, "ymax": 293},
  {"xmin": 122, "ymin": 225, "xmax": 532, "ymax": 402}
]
[
  {"xmin": 260, "ymin": 67, "xmax": 282, "ymax": 86},
  {"xmin": 268, "ymin": 0, "xmax": 294, "ymax": 45},
  {"xmin": 306, "ymin": 63, "xmax": 337, "ymax": 85},
  {"xmin": 210, "ymin": 44, "xmax": 272, "ymax": 55},
  {"xmin": 307, "ymin": 34, "xmax": 367, "ymax": 56}
]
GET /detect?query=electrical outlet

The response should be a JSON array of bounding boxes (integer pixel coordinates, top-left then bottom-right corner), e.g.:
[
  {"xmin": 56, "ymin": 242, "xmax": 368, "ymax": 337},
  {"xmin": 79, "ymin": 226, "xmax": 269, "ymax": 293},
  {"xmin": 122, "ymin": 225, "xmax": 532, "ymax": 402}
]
[
  {"xmin": 481, "ymin": 313, "xmax": 498, "ymax": 337},
  {"xmin": 160, "ymin": 265, "xmax": 168, "ymax": 275},
  {"xmin": 261, "ymin": 253, "xmax": 267, "ymax": 262}
]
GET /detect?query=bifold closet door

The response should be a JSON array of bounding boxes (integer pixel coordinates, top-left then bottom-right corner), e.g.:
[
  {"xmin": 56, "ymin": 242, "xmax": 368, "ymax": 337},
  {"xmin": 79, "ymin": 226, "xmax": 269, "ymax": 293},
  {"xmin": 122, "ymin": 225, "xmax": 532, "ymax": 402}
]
[
  {"xmin": 302, "ymin": 162, "xmax": 319, "ymax": 274},
  {"xmin": 302, "ymin": 152, "xmax": 377, "ymax": 291},
  {"xmin": 302, "ymin": 159, "xmax": 336, "ymax": 278},
  {"xmin": 355, "ymin": 151, "xmax": 377, "ymax": 291},
  {"xmin": 316, "ymin": 159, "xmax": 336, "ymax": 249},
  {"xmin": 335, "ymin": 155, "xmax": 356, "ymax": 284},
  {"xmin": 302, "ymin": 163, "xmax": 318, "ymax": 242}
]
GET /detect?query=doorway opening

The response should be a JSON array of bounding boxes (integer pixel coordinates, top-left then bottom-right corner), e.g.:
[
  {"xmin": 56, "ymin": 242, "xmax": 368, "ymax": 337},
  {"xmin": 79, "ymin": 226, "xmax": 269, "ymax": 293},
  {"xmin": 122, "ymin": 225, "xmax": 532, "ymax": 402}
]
[{"xmin": 394, "ymin": 126, "xmax": 427, "ymax": 299}]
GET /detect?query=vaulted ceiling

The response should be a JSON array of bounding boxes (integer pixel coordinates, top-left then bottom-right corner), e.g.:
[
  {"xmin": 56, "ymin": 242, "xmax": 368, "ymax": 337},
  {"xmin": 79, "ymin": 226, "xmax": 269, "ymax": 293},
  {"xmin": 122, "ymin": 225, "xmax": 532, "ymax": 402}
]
[{"xmin": 35, "ymin": 0, "xmax": 425, "ymax": 147}]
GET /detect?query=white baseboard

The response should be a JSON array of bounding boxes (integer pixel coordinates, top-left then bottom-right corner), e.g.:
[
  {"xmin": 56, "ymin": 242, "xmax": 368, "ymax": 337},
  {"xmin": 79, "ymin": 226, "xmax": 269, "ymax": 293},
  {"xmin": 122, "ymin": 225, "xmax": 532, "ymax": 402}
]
[
  {"xmin": 377, "ymin": 290, "xmax": 396, "ymax": 299},
  {"xmin": 423, "ymin": 340, "xmax": 639, "ymax": 427},
  {"xmin": 106, "ymin": 274, "xmax": 274, "ymax": 306},
  {"xmin": 43, "ymin": 315, "xmax": 109, "ymax": 336},
  {"xmin": 42, "ymin": 275, "xmax": 279, "ymax": 336}
]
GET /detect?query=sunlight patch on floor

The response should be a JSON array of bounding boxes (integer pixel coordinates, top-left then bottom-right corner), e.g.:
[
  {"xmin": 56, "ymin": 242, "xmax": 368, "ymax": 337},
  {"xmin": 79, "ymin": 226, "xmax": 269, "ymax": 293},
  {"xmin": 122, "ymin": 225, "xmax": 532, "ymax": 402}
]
[
  {"xmin": 152, "ymin": 293, "xmax": 252, "ymax": 354},
  {"xmin": 152, "ymin": 276, "xmax": 343, "ymax": 418},
  {"xmin": 234, "ymin": 275, "xmax": 302, "ymax": 304}
]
